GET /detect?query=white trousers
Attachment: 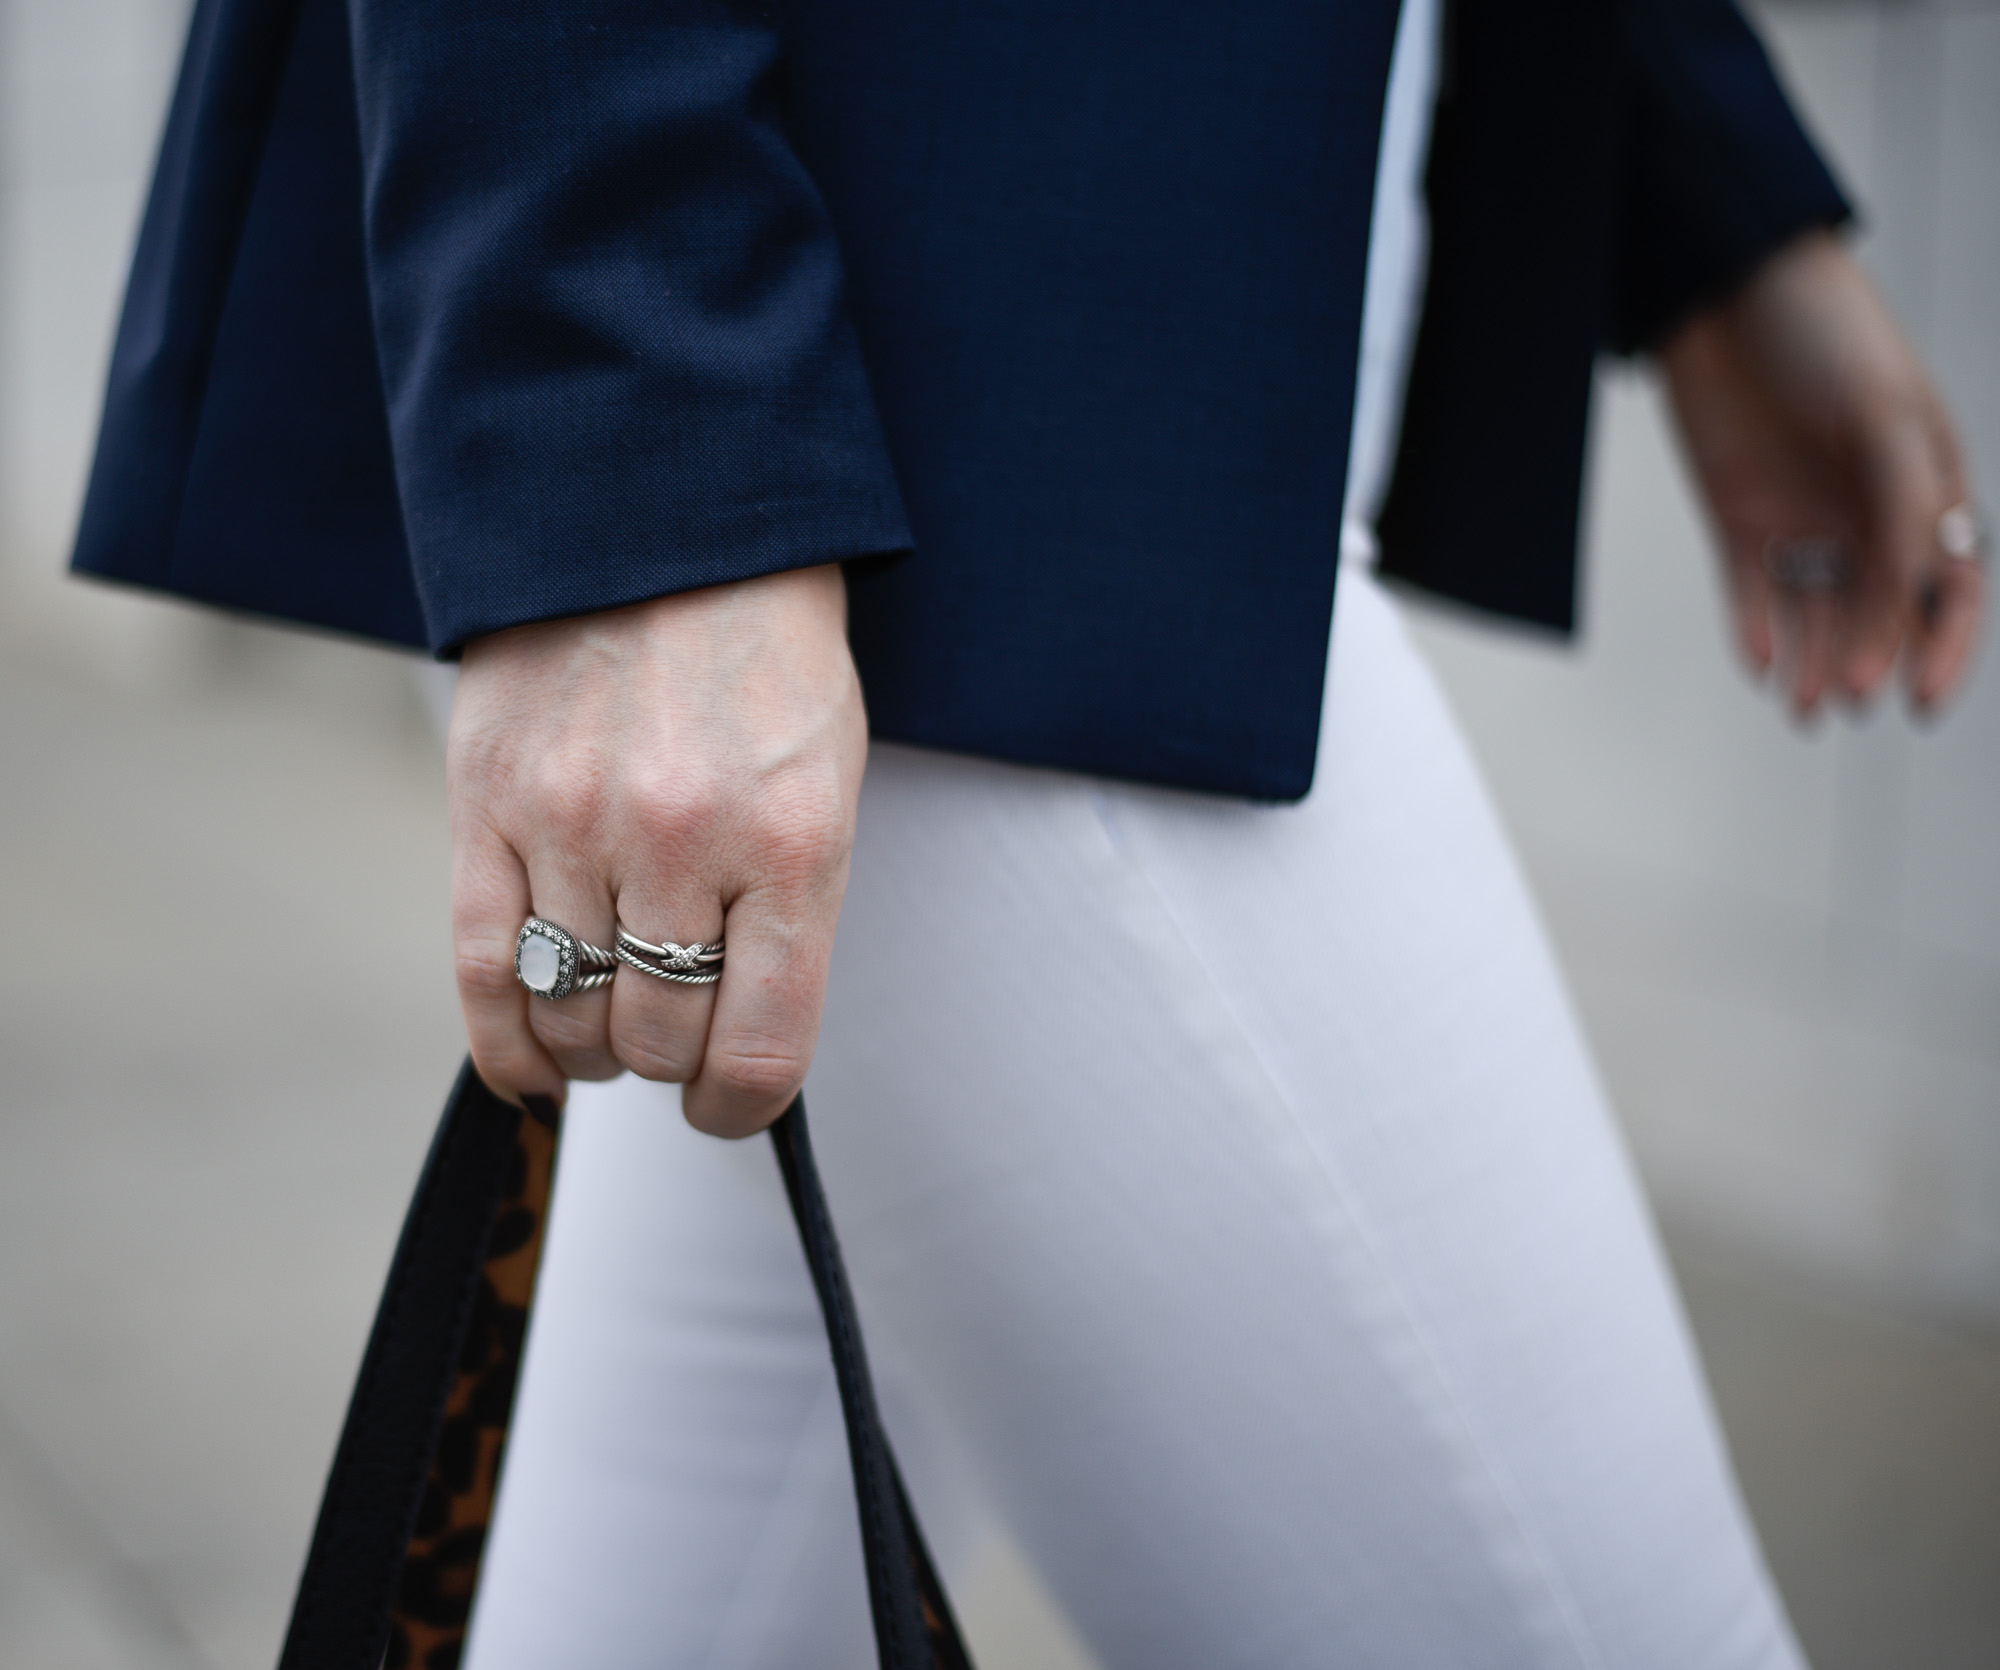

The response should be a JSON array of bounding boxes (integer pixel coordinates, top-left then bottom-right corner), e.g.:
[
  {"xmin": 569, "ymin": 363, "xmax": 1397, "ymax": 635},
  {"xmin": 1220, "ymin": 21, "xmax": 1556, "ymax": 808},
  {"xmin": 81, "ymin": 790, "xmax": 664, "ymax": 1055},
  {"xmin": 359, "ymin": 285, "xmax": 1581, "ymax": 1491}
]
[{"xmin": 463, "ymin": 568, "xmax": 1805, "ymax": 1670}]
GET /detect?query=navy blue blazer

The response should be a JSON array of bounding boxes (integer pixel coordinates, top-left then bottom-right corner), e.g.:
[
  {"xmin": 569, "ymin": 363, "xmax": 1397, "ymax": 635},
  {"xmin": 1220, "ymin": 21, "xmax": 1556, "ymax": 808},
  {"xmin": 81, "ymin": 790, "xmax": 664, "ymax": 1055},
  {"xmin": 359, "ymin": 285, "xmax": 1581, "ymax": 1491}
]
[{"xmin": 72, "ymin": 0, "xmax": 1846, "ymax": 799}]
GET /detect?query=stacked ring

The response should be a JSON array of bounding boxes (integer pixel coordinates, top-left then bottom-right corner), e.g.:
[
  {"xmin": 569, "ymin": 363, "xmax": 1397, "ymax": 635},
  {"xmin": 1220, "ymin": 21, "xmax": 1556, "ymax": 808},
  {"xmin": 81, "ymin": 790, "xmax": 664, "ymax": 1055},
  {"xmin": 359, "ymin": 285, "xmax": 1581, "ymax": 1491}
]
[
  {"xmin": 514, "ymin": 918, "xmax": 617, "ymax": 1000},
  {"xmin": 615, "ymin": 926, "xmax": 726, "ymax": 986},
  {"xmin": 1765, "ymin": 535, "xmax": 1848, "ymax": 594},
  {"xmin": 1939, "ymin": 504, "xmax": 1987, "ymax": 565}
]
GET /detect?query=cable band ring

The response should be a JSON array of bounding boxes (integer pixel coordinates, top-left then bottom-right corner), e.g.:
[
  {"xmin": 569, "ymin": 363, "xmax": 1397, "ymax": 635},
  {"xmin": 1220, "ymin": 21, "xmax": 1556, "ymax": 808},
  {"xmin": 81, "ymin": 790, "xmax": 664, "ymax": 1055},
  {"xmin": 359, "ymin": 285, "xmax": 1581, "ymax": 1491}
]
[{"xmin": 615, "ymin": 926, "xmax": 725, "ymax": 986}]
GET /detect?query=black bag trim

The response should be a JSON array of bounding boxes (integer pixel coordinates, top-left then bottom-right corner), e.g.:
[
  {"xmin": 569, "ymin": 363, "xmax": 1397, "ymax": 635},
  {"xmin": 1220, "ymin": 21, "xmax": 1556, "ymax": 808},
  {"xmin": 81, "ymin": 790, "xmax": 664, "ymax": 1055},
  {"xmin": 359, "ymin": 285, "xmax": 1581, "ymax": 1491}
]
[
  {"xmin": 275, "ymin": 1061, "xmax": 973, "ymax": 1670},
  {"xmin": 772, "ymin": 1098, "xmax": 973, "ymax": 1670}
]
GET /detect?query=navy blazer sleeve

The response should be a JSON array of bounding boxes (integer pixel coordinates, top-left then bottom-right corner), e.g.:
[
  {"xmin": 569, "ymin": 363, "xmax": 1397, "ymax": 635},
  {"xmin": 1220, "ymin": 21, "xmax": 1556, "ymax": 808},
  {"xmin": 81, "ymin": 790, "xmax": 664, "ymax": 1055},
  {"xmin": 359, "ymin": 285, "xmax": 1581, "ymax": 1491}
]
[
  {"xmin": 1376, "ymin": 0, "xmax": 1850, "ymax": 634},
  {"xmin": 1609, "ymin": 0, "xmax": 1851, "ymax": 349},
  {"xmin": 349, "ymin": 0, "xmax": 911, "ymax": 651}
]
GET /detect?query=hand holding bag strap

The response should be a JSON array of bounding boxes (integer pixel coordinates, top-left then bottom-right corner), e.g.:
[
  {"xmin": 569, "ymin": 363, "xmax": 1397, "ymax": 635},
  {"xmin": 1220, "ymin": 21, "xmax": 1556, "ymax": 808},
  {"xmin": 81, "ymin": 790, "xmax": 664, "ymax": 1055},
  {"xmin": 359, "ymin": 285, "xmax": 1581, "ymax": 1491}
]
[{"xmin": 275, "ymin": 1062, "xmax": 973, "ymax": 1670}]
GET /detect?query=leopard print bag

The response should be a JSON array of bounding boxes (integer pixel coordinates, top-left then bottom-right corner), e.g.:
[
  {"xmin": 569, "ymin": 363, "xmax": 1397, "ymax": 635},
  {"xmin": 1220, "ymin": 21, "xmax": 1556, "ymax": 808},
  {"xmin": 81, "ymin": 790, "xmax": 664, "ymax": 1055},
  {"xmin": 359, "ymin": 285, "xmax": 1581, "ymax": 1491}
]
[{"xmin": 274, "ymin": 1060, "xmax": 972, "ymax": 1670}]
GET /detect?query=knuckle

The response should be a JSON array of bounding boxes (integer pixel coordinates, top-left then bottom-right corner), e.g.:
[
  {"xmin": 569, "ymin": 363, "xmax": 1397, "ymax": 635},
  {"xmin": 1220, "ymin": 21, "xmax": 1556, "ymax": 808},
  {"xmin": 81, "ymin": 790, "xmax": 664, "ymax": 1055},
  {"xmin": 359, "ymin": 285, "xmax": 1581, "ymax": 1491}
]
[
  {"xmin": 562, "ymin": 1057, "xmax": 623, "ymax": 1083},
  {"xmin": 614, "ymin": 1035, "xmax": 702, "ymax": 1085},
  {"xmin": 627, "ymin": 773, "xmax": 722, "ymax": 854},
  {"xmin": 540, "ymin": 1042, "xmax": 618, "ymax": 1084},
  {"xmin": 455, "ymin": 939, "xmax": 521, "ymax": 1003},
  {"xmin": 535, "ymin": 757, "xmax": 612, "ymax": 843},
  {"xmin": 467, "ymin": 1039, "xmax": 550, "ymax": 1103},
  {"xmin": 526, "ymin": 1001, "xmax": 606, "ymax": 1056},
  {"xmin": 748, "ymin": 787, "xmax": 850, "ymax": 889},
  {"xmin": 707, "ymin": 1045, "xmax": 806, "ymax": 1107},
  {"xmin": 681, "ymin": 1098, "xmax": 767, "ymax": 1141}
]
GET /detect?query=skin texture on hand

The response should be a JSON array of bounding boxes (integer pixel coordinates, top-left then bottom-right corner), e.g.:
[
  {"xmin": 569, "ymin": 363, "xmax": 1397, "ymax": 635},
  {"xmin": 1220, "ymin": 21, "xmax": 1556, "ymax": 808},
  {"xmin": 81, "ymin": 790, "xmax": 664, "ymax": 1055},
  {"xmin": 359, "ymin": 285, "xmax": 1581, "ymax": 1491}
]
[
  {"xmin": 449, "ymin": 563, "xmax": 867, "ymax": 1136},
  {"xmin": 1660, "ymin": 231, "xmax": 1983, "ymax": 717}
]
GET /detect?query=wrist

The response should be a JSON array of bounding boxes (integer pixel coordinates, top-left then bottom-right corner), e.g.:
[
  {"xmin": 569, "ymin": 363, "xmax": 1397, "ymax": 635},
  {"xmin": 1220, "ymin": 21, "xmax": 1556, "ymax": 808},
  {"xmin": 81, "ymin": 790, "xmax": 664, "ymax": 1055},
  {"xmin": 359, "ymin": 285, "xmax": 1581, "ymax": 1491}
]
[{"xmin": 461, "ymin": 561, "xmax": 849, "ymax": 672}]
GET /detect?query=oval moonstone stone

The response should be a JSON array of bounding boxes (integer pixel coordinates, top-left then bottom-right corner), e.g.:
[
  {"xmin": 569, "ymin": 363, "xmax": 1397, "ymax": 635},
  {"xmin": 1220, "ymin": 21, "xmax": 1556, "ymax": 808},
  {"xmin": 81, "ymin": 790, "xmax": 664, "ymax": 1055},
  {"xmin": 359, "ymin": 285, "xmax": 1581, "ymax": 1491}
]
[{"xmin": 518, "ymin": 930, "xmax": 562, "ymax": 993}]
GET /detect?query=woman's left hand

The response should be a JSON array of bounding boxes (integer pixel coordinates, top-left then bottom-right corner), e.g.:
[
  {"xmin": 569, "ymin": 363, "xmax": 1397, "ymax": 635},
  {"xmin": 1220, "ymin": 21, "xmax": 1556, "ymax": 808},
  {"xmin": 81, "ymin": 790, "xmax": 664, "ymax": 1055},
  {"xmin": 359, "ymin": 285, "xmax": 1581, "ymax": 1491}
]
[{"xmin": 1659, "ymin": 230, "xmax": 1983, "ymax": 717}]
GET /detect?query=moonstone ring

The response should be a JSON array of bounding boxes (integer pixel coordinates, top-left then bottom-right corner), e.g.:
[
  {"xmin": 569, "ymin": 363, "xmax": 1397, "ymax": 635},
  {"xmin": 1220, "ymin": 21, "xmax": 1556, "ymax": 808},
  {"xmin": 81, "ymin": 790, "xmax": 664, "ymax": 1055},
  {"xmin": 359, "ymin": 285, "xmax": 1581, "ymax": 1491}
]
[
  {"xmin": 1939, "ymin": 504, "xmax": 1987, "ymax": 564},
  {"xmin": 615, "ymin": 926, "xmax": 725, "ymax": 986},
  {"xmin": 514, "ymin": 918, "xmax": 618, "ymax": 1000}
]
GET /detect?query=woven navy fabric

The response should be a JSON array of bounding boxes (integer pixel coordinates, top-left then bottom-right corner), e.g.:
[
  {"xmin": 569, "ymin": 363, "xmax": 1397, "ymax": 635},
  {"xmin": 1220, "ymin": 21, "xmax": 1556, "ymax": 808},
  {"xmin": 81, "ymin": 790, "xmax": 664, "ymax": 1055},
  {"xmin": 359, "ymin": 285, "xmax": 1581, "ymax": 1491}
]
[{"xmin": 72, "ymin": 0, "xmax": 1846, "ymax": 799}]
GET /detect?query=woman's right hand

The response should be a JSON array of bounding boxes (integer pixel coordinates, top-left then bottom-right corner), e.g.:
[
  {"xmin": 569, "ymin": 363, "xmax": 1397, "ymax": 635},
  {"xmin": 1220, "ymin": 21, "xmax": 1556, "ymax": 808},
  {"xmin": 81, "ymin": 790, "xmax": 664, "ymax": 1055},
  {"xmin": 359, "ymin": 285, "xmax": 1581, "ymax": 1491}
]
[{"xmin": 447, "ymin": 562, "xmax": 868, "ymax": 1137}]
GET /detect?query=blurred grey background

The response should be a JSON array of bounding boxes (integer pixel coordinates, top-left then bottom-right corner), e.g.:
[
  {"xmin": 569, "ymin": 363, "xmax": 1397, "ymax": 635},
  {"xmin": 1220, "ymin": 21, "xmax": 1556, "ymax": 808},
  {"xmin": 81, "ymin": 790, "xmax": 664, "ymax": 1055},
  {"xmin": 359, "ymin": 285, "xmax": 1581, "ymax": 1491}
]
[{"xmin": 1, "ymin": 1, "xmax": 1997, "ymax": 1666}]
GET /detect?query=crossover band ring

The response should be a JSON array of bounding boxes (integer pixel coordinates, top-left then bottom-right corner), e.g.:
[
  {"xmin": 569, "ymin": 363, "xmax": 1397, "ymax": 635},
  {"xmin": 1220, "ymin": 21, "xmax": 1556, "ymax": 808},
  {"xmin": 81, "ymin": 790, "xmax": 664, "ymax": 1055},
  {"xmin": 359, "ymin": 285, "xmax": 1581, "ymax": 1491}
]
[
  {"xmin": 514, "ymin": 917, "xmax": 617, "ymax": 1000},
  {"xmin": 616, "ymin": 926, "xmax": 725, "ymax": 986}
]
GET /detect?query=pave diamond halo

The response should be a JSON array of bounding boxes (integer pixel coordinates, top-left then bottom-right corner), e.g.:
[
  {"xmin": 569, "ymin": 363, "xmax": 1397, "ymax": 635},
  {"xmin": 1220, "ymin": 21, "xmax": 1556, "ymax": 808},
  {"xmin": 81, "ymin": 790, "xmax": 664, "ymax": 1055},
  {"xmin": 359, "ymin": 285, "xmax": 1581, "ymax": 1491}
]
[{"xmin": 513, "ymin": 918, "xmax": 617, "ymax": 1000}]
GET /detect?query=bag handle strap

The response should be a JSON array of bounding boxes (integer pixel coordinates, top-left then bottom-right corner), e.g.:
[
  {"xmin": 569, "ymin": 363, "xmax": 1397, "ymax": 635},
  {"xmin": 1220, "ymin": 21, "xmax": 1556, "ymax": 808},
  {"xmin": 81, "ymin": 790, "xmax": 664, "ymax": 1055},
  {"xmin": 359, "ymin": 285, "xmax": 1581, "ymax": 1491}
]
[
  {"xmin": 276, "ymin": 1060, "xmax": 973, "ymax": 1670},
  {"xmin": 770, "ymin": 1095, "xmax": 972, "ymax": 1670}
]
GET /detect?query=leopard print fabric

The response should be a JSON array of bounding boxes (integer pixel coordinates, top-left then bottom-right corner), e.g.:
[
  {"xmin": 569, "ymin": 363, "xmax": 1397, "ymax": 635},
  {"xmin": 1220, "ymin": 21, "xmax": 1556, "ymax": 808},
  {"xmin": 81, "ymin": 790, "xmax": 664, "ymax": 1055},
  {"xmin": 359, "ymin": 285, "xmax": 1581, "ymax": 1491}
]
[{"xmin": 385, "ymin": 1100, "xmax": 560, "ymax": 1670}]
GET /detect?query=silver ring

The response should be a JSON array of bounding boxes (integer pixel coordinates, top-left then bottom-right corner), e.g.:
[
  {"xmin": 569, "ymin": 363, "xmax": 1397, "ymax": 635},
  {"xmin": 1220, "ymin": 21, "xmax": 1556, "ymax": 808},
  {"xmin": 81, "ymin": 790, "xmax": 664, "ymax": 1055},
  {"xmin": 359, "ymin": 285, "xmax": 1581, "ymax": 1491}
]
[
  {"xmin": 1766, "ymin": 535, "xmax": 1849, "ymax": 594},
  {"xmin": 1939, "ymin": 504, "xmax": 1987, "ymax": 564},
  {"xmin": 615, "ymin": 926, "xmax": 725, "ymax": 986},
  {"xmin": 514, "ymin": 918, "xmax": 617, "ymax": 1000}
]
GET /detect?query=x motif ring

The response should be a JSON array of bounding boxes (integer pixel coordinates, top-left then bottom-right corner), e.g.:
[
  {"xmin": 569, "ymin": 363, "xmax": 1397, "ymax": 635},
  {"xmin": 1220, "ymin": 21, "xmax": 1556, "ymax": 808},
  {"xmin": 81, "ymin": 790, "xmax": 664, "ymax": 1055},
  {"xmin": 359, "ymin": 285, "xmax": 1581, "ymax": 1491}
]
[{"xmin": 616, "ymin": 926, "xmax": 726, "ymax": 986}]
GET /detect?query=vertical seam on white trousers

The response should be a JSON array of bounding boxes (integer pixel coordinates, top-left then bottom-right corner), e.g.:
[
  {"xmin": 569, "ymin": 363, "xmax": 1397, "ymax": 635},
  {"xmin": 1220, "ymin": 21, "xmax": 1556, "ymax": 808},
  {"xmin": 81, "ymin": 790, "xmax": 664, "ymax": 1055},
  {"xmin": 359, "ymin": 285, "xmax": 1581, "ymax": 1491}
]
[
  {"xmin": 1089, "ymin": 789, "xmax": 1608, "ymax": 1670},
  {"xmin": 697, "ymin": 1373, "xmax": 859, "ymax": 1670}
]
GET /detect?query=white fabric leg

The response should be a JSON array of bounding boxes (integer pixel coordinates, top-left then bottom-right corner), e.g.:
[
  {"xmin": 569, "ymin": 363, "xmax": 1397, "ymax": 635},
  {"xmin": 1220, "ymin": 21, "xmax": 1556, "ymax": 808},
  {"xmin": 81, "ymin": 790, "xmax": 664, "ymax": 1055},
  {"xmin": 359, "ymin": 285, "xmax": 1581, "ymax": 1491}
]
[
  {"xmin": 459, "ymin": 1077, "xmax": 871, "ymax": 1670},
  {"xmin": 461, "ymin": 1077, "xmax": 984, "ymax": 1670},
  {"xmin": 466, "ymin": 568, "xmax": 1805, "ymax": 1669}
]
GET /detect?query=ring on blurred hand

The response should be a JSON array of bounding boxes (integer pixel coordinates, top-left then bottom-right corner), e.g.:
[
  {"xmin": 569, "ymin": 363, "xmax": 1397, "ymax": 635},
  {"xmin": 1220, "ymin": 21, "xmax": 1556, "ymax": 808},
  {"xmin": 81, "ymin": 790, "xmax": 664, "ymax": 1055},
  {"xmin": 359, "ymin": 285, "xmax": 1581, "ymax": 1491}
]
[
  {"xmin": 615, "ymin": 926, "xmax": 725, "ymax": 986},
  {"xmin": 1938, "ymin": 504, "xmax": 1987, "ymax": 564},
  {"xmin": 1765, "ymin": 535, "xmax": 1848, "ymax": 594},
  {"xmin": 514, "ymin": 918, "xmax": 617, "ymax": 1000}
]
